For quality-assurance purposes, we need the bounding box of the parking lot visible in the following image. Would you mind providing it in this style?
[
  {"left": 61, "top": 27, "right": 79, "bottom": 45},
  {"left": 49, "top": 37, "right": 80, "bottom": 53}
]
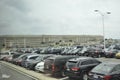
[{"left": 1, "top": 57, "right": 120, "bottom": 80}]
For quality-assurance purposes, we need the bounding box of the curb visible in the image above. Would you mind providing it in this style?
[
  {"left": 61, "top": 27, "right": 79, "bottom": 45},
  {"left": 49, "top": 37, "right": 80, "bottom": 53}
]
[
  {"left": 1, "top": 61, "right": 58, "bottom": 80},
  {"left": 1, "top": 61, "right": 39, "bottom": 80}
]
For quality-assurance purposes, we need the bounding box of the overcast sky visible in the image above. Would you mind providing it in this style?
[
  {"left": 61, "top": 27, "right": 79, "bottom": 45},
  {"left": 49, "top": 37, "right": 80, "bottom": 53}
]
[{"left": 0, "top": 0, "right": 120, "bottom": 39}]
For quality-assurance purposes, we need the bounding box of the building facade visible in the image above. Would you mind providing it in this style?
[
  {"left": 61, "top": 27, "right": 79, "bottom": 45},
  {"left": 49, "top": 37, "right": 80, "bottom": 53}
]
[{"left": 0, "top": 35, "right": 103, "bottom": 48}]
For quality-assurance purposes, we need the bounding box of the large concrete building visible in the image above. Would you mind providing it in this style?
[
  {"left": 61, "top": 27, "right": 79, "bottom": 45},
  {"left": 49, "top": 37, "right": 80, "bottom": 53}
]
[{"left": 0, "top": 35, "right": 103, "bottom": 48}]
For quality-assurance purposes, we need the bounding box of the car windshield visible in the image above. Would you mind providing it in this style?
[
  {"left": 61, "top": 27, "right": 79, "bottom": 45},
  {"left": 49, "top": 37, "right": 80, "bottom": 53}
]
[
  {"left": 91, "top": 63, "right": 115, "bottom": 74},
  {"left": 35, "top": 56, "right": 43, "bottom": 61},
  {"left": 72, "top": 48, "right": 82, "bottom": 53}
]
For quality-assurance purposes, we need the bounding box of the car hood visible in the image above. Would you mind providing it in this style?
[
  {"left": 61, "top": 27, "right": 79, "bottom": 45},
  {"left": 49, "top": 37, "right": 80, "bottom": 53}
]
[{"left": 36, "top": 61, "right": 44, "bottom": 66}]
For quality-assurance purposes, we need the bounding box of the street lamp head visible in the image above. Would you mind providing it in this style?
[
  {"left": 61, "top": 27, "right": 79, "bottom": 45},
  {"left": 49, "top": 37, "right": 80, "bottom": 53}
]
[
  {"left": 107, "top": 12, "right": 111, "bottom": 14},
  {"left": 94, "top": 10, "right": 99, "bottom": 12}
]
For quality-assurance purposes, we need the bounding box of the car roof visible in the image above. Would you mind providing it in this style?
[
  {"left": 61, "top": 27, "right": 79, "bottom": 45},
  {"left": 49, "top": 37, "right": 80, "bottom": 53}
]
[
  {"left": 27, "top": 54, "right": 40, "bottom": 57},
  {"left": 47, "top": 55, "right": 78, "bottom": 60},
  {"left": 68, "top": 57, "right": 94, "bottom": 62}
]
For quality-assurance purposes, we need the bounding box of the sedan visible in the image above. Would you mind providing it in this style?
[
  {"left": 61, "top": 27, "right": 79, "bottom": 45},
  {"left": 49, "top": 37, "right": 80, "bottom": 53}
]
[
  {"left": 35, "top": 61, "right": 44, "bottom": 72},
  {"left": 88, "top": 62, "right": 120, "bottom": 80}
]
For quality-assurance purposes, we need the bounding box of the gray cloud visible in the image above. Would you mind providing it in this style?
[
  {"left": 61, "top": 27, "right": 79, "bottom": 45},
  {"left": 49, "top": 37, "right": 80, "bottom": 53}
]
[{"left": 0, "top": 0, "right": 120, "bottom": 39}]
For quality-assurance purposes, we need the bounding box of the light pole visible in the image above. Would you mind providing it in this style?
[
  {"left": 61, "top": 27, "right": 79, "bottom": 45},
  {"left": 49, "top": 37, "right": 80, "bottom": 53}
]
[{"left": 94, "top": 10, "right": 111, "bottom": 52}]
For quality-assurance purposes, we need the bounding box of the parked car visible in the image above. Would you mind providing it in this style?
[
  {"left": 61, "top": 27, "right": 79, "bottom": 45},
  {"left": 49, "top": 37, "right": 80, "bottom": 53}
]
[
  {"left": 88, "top": 62, "right": 120, "bottom": 80},
  {"left": 11, "top": 53, "right": 23, "bottom": 63},
  {"left": 61, "top": 48, "right": 70, "bottom": 55},
  {"left": 0, "top": 51, "right": 15, "bottom": 60},
  {"left": 25, "top": 54, "right": 53, "bottom": 70},
  {"left": 64, "top": 57, "right": 101, "bottom": 80},
  {"left": 14, "top": 53, "right": 32, "bottom": 66},
  {"left": 44, "top": 55, "right": 78, "bottom": 77},
  {"left": 21, "top": 54, "right": 40, "bottom": 68},
  {"left": 105, "top": 45, "right": 120, "bottom": 58},
  {"left": 69, "top": 48, "right": 82, "bottom": 55},
  {"left": 105, "top": 49, "right": 119, "bottom": 58},
  {"left": 82, "top": 47, "right": 94, "bottom": 56},
  {"left": 85, "top": 47, "right": 104, "bottom": 58},
  {"left": 49, "top": 48, "right": 62, "bottom": 54},
  {"left": 77, "top": 47, "right": 88, "bottom": 56}
]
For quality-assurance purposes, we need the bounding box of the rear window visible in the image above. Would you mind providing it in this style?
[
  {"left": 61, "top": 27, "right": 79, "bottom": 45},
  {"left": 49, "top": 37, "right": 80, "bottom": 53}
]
[
  {"left": 92, "top": 59, "right": 101, "bottom": 63},
  {"left": 35, "top": 56, "right": 43, "bottom": 61},
  {"left": 29, "top": 56, "right": 38, "bottom": 60},
  {"left": 54, "top": 56, "right": 77, "bottom": 64},
  {"left": 81, "top": 60, "right": 93, "bottom": 65},
  {"left": 91, "top": 63, "right": 115, "bottom": 74},
  {"left": 45, "top": 59, "right": 54, "bottom": 64},
  {"left": 66, "top": 61, "right": 77, "bottom": 68},
  {"left": 12, "top": 54, "right": 22, "bottom": 58}
]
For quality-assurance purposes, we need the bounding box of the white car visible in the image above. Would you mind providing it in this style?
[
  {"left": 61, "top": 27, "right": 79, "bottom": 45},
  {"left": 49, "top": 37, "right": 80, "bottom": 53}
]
[{"left": 35, "top": 61, "right": 44, "bottom": 72}]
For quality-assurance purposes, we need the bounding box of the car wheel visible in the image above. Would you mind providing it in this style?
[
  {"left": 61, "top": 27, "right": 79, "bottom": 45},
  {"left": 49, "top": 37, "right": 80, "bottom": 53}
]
[
  {"left": 83, "top": 73, "right": 88, "bottom": 80},
  {"left": 69, "top": 77, "right": 74, "bottom": 80}
]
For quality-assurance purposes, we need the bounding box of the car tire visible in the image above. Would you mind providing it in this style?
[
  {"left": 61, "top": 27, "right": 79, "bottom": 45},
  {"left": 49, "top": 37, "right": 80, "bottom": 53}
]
[
  {"left": 69, "top": 77, "right": 74, "bottom": 80},
  {"left": 82, "top": 73, "right": 88, "bottom": 80}
]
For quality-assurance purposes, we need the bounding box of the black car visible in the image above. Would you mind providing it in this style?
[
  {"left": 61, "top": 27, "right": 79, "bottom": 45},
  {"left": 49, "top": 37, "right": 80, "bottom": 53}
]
[
  {"left": 88, "top": 62, "right": 120, "bottom": 80},
  {"left": 44, "top": 55, "right": 78, "bottom": 77},
  {"left": 64, "top": 57, "right": 101, "bottom": 80},
  {"left": 90, "top": 48, "right": 104, "bottom": 58}
]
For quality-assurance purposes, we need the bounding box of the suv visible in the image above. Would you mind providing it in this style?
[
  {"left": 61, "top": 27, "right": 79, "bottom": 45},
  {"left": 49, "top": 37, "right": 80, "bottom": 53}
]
[
  {"left": 64, "top": 57, "right": 101, "bottom": 80},
  {"left": 44, "top": 55, "right": 78, "bottom": 77}
]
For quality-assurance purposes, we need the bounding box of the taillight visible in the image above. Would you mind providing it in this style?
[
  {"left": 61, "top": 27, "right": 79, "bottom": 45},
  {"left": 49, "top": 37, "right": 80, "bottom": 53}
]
[
  {"left": 95, "top": 50, "right": 98, "bottom": 53},
  {"left": 71, "top": 67, "right": 80, "bottom": 71},
  {"left": 52, "top": 64, "right": 55, "bottom": 71},
  {"left": 104, "top": 75, "right": 112, "bottom": 80}
]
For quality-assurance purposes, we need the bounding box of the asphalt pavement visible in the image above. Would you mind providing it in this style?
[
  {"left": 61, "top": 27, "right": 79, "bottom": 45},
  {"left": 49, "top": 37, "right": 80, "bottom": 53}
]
[
  {"left": 0, "top": 61, "right": 58, "bottom": 80},
  {"left": 0, "top": 62, "right": 37, "bottom": 80}
]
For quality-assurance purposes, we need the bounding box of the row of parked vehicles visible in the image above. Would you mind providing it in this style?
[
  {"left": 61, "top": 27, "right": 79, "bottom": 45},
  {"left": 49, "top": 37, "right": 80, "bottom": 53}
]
[
  {"left": 1, "top": 50, "right": 120, "bottom": 80},
  {"left": 39, "top": 44, "right": 120, "bottom": 58},
  {"left": 3, "top": 44, "right": 119, "bottom": 59},
  {"left": 12, "top": 44, "right": 120, "bottom": 58}
]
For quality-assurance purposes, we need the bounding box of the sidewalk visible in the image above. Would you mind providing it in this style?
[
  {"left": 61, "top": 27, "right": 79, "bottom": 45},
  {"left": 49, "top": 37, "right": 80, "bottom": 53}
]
[{"left": 1, "top": 61, "right": 58, "bottom": 80}]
